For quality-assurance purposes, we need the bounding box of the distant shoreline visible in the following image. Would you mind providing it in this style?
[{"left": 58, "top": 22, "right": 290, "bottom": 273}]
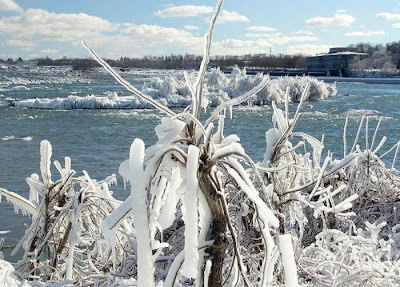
[{"left": 316, "top": 76, "right": 400, "bottom": 84}]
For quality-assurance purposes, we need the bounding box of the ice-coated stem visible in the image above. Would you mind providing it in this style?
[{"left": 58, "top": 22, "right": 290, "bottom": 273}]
[
  {"left": 278, "top": 234, "right": 299, "bottom": 287},
  {"left": 370, "top": 116, "right": 382, "bottom": 150},
  {"left": 392, "top": 141, "right": 400, "bottom": 169},
  {"left": 343, "top": 117, "right": 348, "bottom": 157},
  {"left": 82, "top": 41, "right": 175, "bottom": 118},
  {"left": 129, "top": 139, "right": 155, "bottom": 287},
  {"left": 193, "top": 0, "right": 224, "bottom": 119},
  {"left": 40, "top": 140, "right": 52, "bottom": 186},
  {"left": 182, "top": 145, "right": 200, "bottom": 279},
  {"left": 351, "top": 115, "right": 364, "bottom": 153}
]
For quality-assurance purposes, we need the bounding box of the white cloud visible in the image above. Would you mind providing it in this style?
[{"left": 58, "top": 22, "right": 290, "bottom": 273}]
[
  {"left": 344, "top": 30, "right": 385, "bottom": 37},
  {"left": 0, "top": 6, "right": 211, "bottom": 58},
  {"left": 245, "top": 32, "right": 318, "bottom": 44},
  {"left": 286, "top": 44, "right": 332, "bottom": 55},
  {"left": 184, "top": 25, "right": 200, "bottom": 30},
  {"left": 245, "top": 32, "right": 283, "bottom": 38},
  {"left": 212, "top": 39, "right": 271, "bottom": 55},
  {"left": 336, "top": 9, "right": 347, "bottom": 14},
  {"left": 6, "top": 39, "right": 35, "bottom": 48},
  {"left": 120, "top": 24, "right": 194, "bottom": 43},
  {"left": 41, "top": 48, "right": 58, "bottom": 54},
  {"left": 306, "top": 12, "right": 355, "bottom": 27},
  {"left": 247, "top": 26, "right": 276, "bottom": 32},
  {"left": 155, "top": 5, "right": 213, "bottom": 18},
  {"left": 88, "top": 24, "right": 204, "bottom": 58},
  {"left": 0, "top": 0, "right": 22, "bottom": 13},
  {"left": 376, "top": 12, "right": 400, "bottom": 21},
  {"left": 393, "top": 23, "right": 400, "bottom": 28},
  {"left": 217, "top": 10, "right": 249, "bottom": 23},
  {"left": 295, "top": 30, "right": 314, "bottom": 36},
  {"left": 0, "top": 8, "right": 117, "bottom": 44}
]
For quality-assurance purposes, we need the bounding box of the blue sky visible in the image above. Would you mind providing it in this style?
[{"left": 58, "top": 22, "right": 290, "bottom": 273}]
[{"left": 1, "top": 0, "right": 400, "bottom": 59}]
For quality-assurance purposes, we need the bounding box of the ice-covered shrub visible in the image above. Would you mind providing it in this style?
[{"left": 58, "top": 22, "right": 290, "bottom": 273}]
[
  {"left": 0, "top": 141, "right": 119, "bottom": 285},
  {"left": 1, "top": 0, "right": 399, "bottom": 286},
  {"left": 300, "top": 223, "right": 400, "bottom": 286}
]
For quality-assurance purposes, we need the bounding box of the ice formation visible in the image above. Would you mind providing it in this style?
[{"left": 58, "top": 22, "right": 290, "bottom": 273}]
[{"left": 9, "top": 67, "right": 336, "bottom": 110}]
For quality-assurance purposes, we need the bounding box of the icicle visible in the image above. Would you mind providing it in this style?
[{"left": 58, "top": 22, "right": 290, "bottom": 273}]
[
  {"left": 182, "top": 145, "right": 200, "bottom": 279},
  {"left": 158, "top": 166, "right": 184, "bottom": 230},
  {"left": 212, "top": 115, "right": 225, "bottom": 144},
  {"left": 0, "top": 188, "right": 36, "bottom": 216}
]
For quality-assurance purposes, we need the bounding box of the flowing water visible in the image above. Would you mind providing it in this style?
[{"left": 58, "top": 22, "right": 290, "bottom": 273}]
[{"left": 1, "top": 66, "right": 399, "bottom": 261}]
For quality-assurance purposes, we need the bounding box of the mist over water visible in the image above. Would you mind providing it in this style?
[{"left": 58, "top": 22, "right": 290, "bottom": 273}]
[{"left": 0, "top": 67, "right": 399, "bottom": 261}]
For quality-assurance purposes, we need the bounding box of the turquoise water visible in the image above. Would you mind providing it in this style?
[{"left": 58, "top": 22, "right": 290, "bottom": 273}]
[{"left": 0, "top": 67, "right": 399, "bottom": 261}]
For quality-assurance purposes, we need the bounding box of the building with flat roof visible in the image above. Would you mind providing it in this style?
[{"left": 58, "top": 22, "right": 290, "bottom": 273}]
[{"left": 307, "top": 48, "right": 368, "bottom": 76}]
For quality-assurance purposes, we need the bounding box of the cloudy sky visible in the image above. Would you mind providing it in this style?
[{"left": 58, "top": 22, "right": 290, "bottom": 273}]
[{"left": 1, "top": 0, "right": 400, "bottom": 60}]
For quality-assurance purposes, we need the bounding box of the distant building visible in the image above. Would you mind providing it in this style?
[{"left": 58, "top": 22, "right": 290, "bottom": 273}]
[{"left": 307, "top": 47, "right": 368, "bottom": 76}]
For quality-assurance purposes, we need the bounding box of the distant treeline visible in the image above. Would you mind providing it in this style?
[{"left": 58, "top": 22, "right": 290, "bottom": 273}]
[
  {"left": 348, "top": 41, "right": 400, "bottom": 69},
  {"left": 2, "top": 41, "right": 399, "bottom": 70},
  {"left": 0, "top": 54, "right": 306, "bottom": 70},
  {"left": 105, "top": 53, "right": 308, "bottom": 70},
  {"left": 29, "top": 54, "right": 307, "bottom": 70}
]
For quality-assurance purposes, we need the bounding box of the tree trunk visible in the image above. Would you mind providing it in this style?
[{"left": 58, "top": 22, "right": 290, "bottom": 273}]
[{"left": 199, "top": 171, "right": 228, "bottom": 287}]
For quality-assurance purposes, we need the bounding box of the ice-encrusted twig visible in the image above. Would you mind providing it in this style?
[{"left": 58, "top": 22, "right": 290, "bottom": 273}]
[
  {"left": 373, "top": 136, "right": 387, "bottom": 154},
  {"left": 40, "top": 140, "right": 52, "bottom": 186},
  {"left": 82, "top": 41, "right": 175, "bottom": 117},
  {"left": 343, "top": 117, "right": 348, "bottom": 157},
  {"left": 192, "top": 0, "right": 224, "bottom": 119},
  {"left": 279, "top": 234, "right": 299, "bottom": 287},
  {"left": 351, "top": 115, "right": 364, "bottom": 153},
  {"left": 182, "top": 146, "right": 200, "bottom": 279},
  {"left": 393, "top": 141, "right": 400, "bottom": 169},
  {"left": 0, "top": 188, "right": 36, "bottom": 216},
  {"left": 284, "top": 87, "right": 290, "bottom": 125},
  {"left": 205, "top": 76, "right": 269, "bottom": 128},
  {"left": 365, "top": 117, "right": 369, "bottom": 149},
  {"left": 129, "top": 139, "right": 154, "bottom": 287},
  {"left": 370, "top": 116, "right": 382, "bottom": 150}
]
